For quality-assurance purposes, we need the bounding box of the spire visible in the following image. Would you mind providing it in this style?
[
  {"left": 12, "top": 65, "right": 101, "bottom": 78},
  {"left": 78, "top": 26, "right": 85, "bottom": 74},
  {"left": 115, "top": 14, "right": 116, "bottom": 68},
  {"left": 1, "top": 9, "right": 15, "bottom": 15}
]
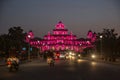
[
  {"left": 55, "top": 21, "right": 65, "bottom": 29},
  {"left": 58, "top": 21, "right": 62, "bottom": 23}
]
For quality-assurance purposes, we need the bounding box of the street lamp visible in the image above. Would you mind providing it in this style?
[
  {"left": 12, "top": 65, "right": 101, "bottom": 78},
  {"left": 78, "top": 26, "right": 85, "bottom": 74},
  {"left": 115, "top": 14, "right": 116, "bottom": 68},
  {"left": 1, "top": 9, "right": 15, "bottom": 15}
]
[
  {"left": 28, "top": 35, "right": 31, "bottom": 61},
  {"left": 37, "top": 41, "right": 40, "bottom": 59},
  {"left": 100, "top": 35, "right": 103, "bottom": 58}
]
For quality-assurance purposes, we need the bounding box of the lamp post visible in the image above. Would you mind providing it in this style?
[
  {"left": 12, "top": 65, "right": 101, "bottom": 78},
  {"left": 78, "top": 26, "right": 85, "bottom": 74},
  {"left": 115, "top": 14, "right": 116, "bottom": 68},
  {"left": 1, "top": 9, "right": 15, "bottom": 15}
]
[
  {"left": 28, "top": 35, "right": 31, "bottom": 61},
  {"left": 37, "top": 41, "right": 40, "bottom": 59},
  {"left": 100, "top": 35, "right": 103, "bottom": 58}
]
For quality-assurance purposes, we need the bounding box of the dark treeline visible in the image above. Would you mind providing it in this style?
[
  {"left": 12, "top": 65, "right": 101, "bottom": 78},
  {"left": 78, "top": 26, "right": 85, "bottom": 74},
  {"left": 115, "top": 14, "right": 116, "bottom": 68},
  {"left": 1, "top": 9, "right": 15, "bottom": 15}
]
[
  {"left": 0, "top": 27, "right": 26, "bottom": 57},
  {"left": 0, "top": 26, "right": 39, "bottom": 59},
  {"left": 95, "top": 28, "right": 120, "bottom": 61}
]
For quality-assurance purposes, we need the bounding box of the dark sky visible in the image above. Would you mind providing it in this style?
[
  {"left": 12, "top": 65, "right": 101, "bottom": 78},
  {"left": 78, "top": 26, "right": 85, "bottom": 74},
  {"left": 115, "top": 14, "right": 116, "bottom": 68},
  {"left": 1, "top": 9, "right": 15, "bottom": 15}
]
[{"left": 0, "top": 0, "right": 120, "bottom": 38}]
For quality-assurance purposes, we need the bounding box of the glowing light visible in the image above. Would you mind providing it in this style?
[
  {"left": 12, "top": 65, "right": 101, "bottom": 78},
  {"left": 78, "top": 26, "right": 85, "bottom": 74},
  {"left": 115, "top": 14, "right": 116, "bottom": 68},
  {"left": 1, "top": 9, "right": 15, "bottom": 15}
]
[
  {"left": 91, "top": 54, "right": 96, "bottom": 59},
  {"left": 28, "top": 35, "right": 31, "bottom": 38},
  {"left": 69, "top": 52, "right": 72, "bottom": 55},
  {"left": 60, "top": 54, "right": 65, "bottom": 58},
  {"left": 25, "top": 21, "right": 95, "bottom": 52},
  {"left": 91, "top": 62, "right": 97, "bottom": 66},
  {"left": 78, "top": 54, "right": 81, "bottom": 57},
  {"left": 71, "top": 56, "right": 75, "bottom": 60},
  {"left": 69, "top": 55, "right": 71, "bottom": 57},
  {"left": 77, "top": 59, "right": 82, "bottom": 63},
  {"left": 100, "top": 35, "right": 103, "bottom": 38}
]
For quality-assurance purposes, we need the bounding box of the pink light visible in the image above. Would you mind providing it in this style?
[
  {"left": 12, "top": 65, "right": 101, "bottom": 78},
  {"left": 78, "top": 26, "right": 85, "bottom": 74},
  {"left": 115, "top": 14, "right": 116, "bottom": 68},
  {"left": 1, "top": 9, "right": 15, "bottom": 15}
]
[
  {"left": 27, "top": 21, "right": 94, "bottom": 53},
  {"left": 87, "top": 31, "right": 93, "bottom": 39},
  {"left": 55, "top": 21, "right": 65, "bottom": 29},
  {"left": 86, "top": 41, "right": 91, "bottom": 45}
]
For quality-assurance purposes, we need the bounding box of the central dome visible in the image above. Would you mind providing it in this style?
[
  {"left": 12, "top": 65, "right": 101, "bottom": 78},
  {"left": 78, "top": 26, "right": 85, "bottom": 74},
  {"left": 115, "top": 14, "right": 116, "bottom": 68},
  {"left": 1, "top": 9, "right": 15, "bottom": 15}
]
[{"left": 55, "top": 21, "right": 65, "bottom": 29}]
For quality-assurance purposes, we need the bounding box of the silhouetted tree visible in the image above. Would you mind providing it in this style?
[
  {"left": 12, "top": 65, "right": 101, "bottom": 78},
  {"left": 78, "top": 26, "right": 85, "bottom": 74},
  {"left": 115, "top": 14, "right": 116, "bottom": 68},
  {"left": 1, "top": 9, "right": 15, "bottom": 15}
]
[
  {"left": 0, "top": 34, "right": 10, "bottom": 56},
  {"left": 0, "top": 26, "right": 26, "bottom": 57},
  {"left": 96, "top": 28, "right": 118, "bottom": 61}
]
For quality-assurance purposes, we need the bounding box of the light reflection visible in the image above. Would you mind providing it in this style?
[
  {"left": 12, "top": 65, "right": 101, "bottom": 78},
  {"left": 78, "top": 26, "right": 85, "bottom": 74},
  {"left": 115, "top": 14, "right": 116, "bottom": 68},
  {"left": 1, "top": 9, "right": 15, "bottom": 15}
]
[
  {"left": 77, "top": 59, "right": 83, "bottom": 63},
  {"left": 91, "top": 54, "right": 96, "bottom": 59},
  {"left": 91, "top": 61, "right": 97, "bottom": 66}
]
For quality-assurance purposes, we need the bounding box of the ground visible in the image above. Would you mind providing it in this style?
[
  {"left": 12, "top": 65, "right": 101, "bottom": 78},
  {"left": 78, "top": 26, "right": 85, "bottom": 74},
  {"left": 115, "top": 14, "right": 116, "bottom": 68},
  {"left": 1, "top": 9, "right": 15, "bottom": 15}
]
[{"left": 0, "top": 59, "right": 120, "bottom": 80}]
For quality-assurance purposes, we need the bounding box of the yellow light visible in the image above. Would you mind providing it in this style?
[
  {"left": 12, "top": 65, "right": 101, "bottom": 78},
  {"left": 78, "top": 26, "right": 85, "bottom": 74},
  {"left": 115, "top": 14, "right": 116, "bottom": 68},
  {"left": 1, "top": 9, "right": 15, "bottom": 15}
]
[
  {"left": 69, "top": 55, "right": 72, "bottom": 58},
  {"left": 78, "top": 54, "right": 80, "bottom": 57},
  {"left": 71, "top": 56, "right": 75, "bottom": 60},
  {"left": 91, "top": 62, "right": 97, "bottom": 66},
  {"left": 77, "top": 59, "right": 81, "bottom": 62},
  {"left": 91, "top": 54, "right": 96, "bottom": 58},
  {"left": 69, "top": 52, "right": 72, "bottom": 55}
]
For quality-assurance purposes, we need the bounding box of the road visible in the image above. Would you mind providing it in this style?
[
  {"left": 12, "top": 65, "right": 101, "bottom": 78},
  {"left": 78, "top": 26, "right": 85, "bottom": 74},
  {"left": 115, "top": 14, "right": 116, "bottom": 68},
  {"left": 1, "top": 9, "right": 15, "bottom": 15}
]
[{"left": 0, "top": 59, "right": 120, "bottom": 80}]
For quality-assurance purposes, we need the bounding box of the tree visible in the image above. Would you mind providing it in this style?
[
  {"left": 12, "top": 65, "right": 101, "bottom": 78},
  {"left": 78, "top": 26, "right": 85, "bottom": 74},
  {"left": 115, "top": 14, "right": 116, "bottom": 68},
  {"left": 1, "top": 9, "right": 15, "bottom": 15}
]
[
  {"left": 96, "top": 28, "right": 118, "bottom": 61},
  {"left": 0, "top": 34, "right": 10, "bottom": 56},
  {"left": 115, "top": 36, "right": 120, "bottom": 57},
  {"left": 0, "top": 26, "right": 27, "bottom": 57},
  {"left": 8, "top": 26, "right": 27, "bottom": 56}
]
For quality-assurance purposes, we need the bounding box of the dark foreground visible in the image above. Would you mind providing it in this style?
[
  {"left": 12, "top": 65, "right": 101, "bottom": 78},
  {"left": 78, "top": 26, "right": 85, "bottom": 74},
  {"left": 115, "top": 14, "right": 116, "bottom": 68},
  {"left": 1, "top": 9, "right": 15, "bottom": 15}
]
[{"left": 0, "top": 59, "right": 120, "bottom": 80}]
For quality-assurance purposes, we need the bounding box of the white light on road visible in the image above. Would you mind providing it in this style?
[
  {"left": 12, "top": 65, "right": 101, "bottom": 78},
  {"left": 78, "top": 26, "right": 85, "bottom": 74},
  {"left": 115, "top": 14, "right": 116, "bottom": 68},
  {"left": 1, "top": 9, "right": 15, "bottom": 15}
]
[{"left": 91, "top": 62, "right": 97, "bottom": 66}]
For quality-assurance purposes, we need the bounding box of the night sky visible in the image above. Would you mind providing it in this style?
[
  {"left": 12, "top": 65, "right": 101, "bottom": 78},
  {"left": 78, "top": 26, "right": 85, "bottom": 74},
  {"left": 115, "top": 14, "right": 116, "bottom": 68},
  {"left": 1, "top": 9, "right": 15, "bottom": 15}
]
[{"left": 0, "top": 0, "right": 120, "bottom": 38}]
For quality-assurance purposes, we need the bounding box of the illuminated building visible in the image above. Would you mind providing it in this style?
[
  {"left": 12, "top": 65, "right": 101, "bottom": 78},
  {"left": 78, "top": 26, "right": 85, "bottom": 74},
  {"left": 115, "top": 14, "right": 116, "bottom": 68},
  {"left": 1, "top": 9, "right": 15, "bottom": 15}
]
[{"left": 26, "top": 21, "right": 96, "bottom": 52}]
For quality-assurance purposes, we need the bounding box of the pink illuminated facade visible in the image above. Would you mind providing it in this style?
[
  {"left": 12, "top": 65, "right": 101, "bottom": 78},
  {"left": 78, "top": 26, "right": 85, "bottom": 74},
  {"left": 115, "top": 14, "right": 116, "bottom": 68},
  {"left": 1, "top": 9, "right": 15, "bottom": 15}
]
[{"left": 26, "top": 21, "right": 96, "bottom": 52}]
